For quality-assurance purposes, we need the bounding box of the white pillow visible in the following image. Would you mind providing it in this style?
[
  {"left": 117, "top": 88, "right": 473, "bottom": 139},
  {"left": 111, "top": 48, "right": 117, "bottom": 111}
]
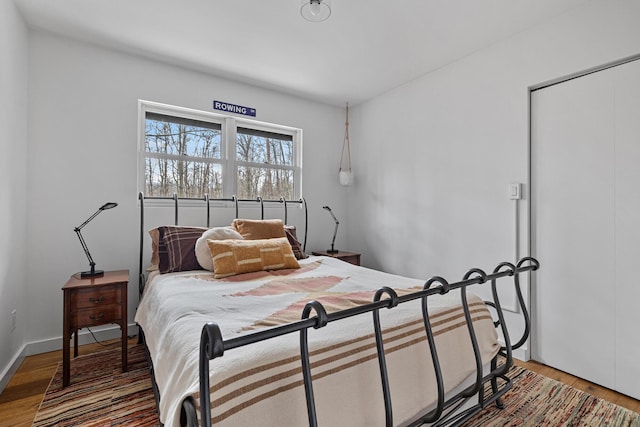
[{"left": 195, "top": 227, "right": 244, "bottom": 271}]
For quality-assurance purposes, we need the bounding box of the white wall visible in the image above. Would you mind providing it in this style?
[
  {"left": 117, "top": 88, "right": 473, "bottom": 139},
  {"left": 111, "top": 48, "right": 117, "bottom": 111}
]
[
  {"left": 24, "top": 32, "right": 347, "bottom": 353},
  {"left": 349, "top": 0, "right": 640, "bottom": 358},
  {"left": 0, "top": 0, "right": 29, "bottom": 391}
]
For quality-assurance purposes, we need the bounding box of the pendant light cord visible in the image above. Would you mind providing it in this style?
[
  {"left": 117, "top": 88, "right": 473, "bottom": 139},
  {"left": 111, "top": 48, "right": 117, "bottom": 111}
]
[{"left": 339, "top": 102, "right": 351, "bottom": 172}]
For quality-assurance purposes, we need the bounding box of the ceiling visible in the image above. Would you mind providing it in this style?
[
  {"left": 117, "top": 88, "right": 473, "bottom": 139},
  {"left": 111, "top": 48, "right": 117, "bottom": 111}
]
[{"left": 15, "top": 0, "right": 590, "bottom": 106}]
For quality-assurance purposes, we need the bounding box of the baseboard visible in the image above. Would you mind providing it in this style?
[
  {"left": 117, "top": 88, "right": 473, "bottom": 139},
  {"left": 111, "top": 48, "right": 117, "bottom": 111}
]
[
  {"left": 26, "top": 323, "right": 139, "bottom": 356},
  {"left": 513, "top": 347, "right": 528, "bottom": 361},
  {"left": 0, "top": 344, "right": 27, "bottom": 395}
]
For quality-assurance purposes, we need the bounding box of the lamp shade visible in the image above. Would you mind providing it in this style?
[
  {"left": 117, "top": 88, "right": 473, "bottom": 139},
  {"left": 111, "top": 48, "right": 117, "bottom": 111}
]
[{"left": 301, "top": 0, "right": 331, "bottom": 22}]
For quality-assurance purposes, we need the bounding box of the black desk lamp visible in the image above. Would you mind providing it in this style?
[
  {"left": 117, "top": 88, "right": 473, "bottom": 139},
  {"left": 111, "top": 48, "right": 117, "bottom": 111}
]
[
  {"left": 323, "top": 205, "right": 340, "bottom": 253},
  {"left": 74, "top": 202, "right": 118, "bottom": 278}
]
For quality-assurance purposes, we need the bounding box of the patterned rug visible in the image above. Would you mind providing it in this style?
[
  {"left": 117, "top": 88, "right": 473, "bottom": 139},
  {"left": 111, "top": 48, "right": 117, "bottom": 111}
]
[
  {"left": 465, "top": 366, "right": 640, "bottom": 427},
  {"left": 32, "top": 344, "right": 158, "bottom": 426},
  {"left": 33, "top": 347, "right": 640, "bottom": 426}
]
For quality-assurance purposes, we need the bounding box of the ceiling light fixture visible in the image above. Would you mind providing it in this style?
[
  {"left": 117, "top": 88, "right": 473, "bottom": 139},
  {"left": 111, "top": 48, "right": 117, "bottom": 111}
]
[{"left": 300, "top": 0, "right": 331, "bottom": 22}]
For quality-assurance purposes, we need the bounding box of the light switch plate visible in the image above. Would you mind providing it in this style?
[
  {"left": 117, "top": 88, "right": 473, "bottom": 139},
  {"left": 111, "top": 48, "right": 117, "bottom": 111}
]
[{"left": 509, "top": 183, "right": 522, "bottom": 200}]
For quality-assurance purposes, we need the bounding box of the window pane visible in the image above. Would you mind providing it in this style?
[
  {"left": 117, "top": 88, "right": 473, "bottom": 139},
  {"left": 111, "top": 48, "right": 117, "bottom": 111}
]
[
  {"left": 145, "top": 157, "right": 223, "bottom": 198},
  {"left": 236, "top": 129, "right": 293, "bottom": 166},
  {"left": 146, "top": 113, "right": 221, "bottom": 159},
  {"left": 237, "top": 166, "right": 294, "bottom": 200}
]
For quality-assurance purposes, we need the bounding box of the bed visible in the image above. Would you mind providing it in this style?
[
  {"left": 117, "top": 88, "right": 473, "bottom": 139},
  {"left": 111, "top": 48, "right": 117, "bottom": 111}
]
[{"left": 134, "top": 193, "right": 539, "bottom": 427}]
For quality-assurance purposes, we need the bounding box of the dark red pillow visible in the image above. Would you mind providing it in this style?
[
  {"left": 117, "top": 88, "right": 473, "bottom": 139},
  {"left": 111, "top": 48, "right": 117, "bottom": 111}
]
[
  {"left": 158, "top": 226, "right": 207, "bottom": 273},
  {"left": 284, "top": 225, "right": 308, "bottom": 260}
]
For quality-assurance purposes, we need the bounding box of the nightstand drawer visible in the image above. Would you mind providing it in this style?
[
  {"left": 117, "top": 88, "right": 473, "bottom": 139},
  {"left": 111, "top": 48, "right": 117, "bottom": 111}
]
[
  {"left": 71, "top": 286, "right": 121, "bottom": 309},
  {"left": 73, "top": 305, "right": 121, "bottom": 327}
]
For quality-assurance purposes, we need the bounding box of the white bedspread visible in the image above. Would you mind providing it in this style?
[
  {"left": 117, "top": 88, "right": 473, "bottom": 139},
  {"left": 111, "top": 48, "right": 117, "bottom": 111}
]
[{"left": 135, "top": 256, "right": 499, "bottom": 427}]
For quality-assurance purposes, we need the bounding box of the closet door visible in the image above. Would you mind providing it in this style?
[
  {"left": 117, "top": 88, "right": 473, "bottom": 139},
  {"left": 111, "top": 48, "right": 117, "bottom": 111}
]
[
  {"left": 613, "top": 59, "right": 640, "bottom": 399},
  {"left": 531, "top": 70, "right": 616, "bottom": 389},
  {"left": 532, "top": 58, "right": 640, "bottom": 398}
]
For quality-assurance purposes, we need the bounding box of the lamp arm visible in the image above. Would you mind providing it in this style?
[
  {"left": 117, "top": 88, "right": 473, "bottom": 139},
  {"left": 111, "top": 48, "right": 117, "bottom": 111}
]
[
  {"left": 75, "top": 227, "right": 96, "bottom": 272},
  {"left": 330, "top": 221, "right": 339, "bottom": 252},
  {"left": 327, "top": 209, "right": 339, "bottom": 224},
  {"left": 75, "top": 208, "right": 103, "bottom": 231},
  {"left": 74, "top": 208, "right": 104, "bottom": 274},
  {"left": 322, "top": 206, "right": 340, "bottom": 253}
]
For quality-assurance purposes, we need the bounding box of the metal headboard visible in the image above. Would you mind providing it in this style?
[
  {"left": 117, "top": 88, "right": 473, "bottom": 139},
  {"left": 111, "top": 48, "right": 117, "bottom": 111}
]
[{"left": 137, "top": 191, "right": 308, "bottom": 297}]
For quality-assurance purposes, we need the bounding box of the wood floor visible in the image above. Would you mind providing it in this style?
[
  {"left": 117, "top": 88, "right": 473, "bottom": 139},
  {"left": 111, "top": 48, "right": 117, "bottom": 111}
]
[
  {"left": 0, "top": 337, "right": 138, "bottom": 427},
  {"left": 0, "top": 339, "right": 639, "bottom": 426}
]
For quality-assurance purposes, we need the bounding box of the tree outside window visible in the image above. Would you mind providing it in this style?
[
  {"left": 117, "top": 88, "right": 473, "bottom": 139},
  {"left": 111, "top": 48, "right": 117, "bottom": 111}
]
[
  {"left": 145, "top": 113, "right": 223, "bottom": 198},
  {"left": 236, "top": 127, "right": 295, "bottom": 200}
]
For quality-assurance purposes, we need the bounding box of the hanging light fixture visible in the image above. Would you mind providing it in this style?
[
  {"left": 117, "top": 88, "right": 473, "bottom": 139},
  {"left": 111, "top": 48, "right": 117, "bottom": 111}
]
[
  {"left": 339, "top": 102, "right": 353, "bottom": 187},
  {"left": 300, "top": 0, "right": 331, "bottom": 22}
]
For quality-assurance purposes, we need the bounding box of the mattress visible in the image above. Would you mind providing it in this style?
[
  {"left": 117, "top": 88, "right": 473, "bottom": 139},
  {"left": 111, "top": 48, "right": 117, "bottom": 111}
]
[{"left": 135, "top": 256, "right": 500, "bottom": 426}]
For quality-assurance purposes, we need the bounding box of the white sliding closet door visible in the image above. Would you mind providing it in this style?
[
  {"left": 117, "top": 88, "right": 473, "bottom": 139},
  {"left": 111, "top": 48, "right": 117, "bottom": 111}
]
[
  {"left": 531, "top": 70, "right": 616, "bottom": 389},
  {"left": 531, "top": 59, "right": 640, "bottom": 399},
  {"left": 612, "top": 61, "right": 640, "bottom": 399}
]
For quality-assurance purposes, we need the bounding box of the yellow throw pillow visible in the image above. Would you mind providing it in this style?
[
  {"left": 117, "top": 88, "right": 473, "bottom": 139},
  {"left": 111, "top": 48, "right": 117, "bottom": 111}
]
[
  {"left": 208, "top": 237, "right": 300, "bottom": 278},
  {"left": 231, "top": 219, "right": 287, "bottom": 240}
]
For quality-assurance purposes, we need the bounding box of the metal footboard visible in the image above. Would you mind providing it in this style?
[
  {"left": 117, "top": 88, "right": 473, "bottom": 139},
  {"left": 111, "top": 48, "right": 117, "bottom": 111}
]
[{"left": 187, "top": 257, "right": 539, "bottom": 427}]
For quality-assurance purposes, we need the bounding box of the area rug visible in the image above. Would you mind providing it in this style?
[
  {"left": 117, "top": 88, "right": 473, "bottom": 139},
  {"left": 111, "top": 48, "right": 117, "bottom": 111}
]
[
  {"left": 33, "top": 347, "right": 640, "bottom": 427},
  {"left": 466, "top": 366, "right": 640, "bottom": 426},
  {"left": 32, "top": 344, "right": 158, "bottom": 426}
]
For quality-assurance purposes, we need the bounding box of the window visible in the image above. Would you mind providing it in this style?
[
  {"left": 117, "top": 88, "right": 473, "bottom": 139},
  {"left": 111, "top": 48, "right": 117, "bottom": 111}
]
[
  {"left": 139, "top": 101, "right": 302, "bottom": 200},
  {"left": 144, "top": 113, "right": 223, "bottom": 198},
  {"left": 236, "top": 127, "right": 295, "bottom": 200}
]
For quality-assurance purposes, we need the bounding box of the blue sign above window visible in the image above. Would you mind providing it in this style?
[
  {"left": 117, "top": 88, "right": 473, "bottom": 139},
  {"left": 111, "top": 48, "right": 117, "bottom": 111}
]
[{"left": 213, "top": 100, "right": 256, "bottom": 117}]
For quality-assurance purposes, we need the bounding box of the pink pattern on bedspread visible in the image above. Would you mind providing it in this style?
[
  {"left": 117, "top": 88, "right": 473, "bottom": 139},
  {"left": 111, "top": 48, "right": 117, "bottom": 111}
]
[
  {"left": 244, "top": 287, "right": 422, "bottom": 331},
  {"left": 230, "top": 275, "right": 345, "bottom": 297}
]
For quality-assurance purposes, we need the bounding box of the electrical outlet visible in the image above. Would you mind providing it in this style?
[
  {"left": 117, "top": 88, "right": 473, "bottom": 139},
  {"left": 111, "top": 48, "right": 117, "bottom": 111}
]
[{"left": 11, "top": 310, "right": 16, "bottom": 332}]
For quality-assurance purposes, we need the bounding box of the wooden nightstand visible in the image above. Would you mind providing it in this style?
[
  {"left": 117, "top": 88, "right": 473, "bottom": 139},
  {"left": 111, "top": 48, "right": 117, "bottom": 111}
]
[
  {"left": 62, "top": 270, "right": 129, "bottom": 387},
  {"left": 312, "top": 250, "right": 361, "bottom": 266}
]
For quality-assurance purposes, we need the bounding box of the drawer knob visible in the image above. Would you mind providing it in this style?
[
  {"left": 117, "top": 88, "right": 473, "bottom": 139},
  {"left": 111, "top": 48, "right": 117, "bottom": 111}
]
[
  {"left": 89, "top": 296, "right": 104, "bottom": 304},
  {"left": 89, "top": 312, "right": 105, "bottom": 320}
]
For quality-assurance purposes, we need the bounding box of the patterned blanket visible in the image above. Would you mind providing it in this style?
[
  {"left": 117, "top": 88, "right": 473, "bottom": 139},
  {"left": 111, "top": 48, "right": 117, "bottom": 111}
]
[{"left": 135, "top": 256, "right": 499, "bottom": 426}]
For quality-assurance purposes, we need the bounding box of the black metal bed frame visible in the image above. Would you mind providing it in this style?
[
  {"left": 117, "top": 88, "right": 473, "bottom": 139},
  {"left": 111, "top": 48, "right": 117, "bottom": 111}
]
[
  {"left": 137, "top": 192, "right": 308, "bottom": 298},
  {"left": 137, "top": 192, "right": 539, "bottom": 427}
]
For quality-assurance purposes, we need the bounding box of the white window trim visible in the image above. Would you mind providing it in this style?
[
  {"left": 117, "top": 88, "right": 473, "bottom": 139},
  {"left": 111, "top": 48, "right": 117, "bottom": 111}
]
[{"left": 138, "top": 100, "right": 303, "bottom": 204}]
